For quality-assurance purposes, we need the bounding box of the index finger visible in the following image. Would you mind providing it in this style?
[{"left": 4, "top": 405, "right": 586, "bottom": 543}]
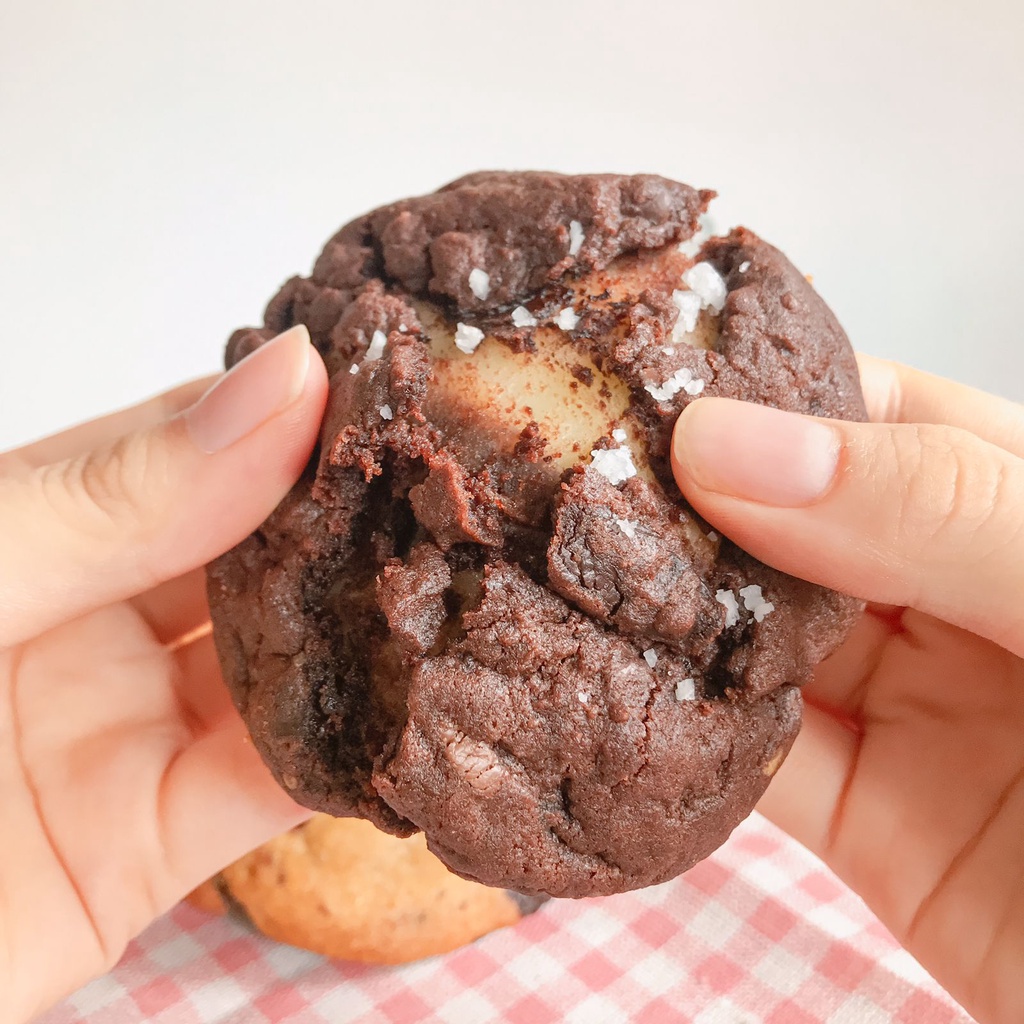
[
  {"left": 1, "top": 376, "right": 216, "bottom": 471},
  {"left": 856, "top": 353, "right": 1024, "bottom": 458}
]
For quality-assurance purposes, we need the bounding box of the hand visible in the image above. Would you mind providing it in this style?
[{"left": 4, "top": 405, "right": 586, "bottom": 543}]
[
  {"left": 0, "top": 326, "right": 328, "bottom": 1022},
  {"left": 671, "top": 356, "right": 1024, "bottom": 1024}
]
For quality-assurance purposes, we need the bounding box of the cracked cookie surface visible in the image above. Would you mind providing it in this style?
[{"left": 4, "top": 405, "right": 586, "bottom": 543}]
[{"left": 207, "top": 172, "right": 864, "bottom": 897}]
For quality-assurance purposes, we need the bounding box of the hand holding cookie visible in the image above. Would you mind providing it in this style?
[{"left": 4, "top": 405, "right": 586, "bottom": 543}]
[
  {"left": 0, "top": 327, "right": 326, "bottom": 1022},
  {"left": 673, "top": 359, "right": 1024, "bottom": 1024}
]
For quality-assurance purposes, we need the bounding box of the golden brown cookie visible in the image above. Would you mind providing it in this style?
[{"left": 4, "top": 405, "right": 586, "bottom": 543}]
[{"left": 188, "top": 814, "right": 542, "bottom": 963}]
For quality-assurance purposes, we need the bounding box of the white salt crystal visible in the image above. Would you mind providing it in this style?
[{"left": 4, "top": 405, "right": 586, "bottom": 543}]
[
  {"left": 707, "top": 531, "right": 719, "bottom": 543},
  {"left": 738, "top": 261, "right": 751, "bottom": 273},
  {"left": 469, "top": 268, "right": 490, "bottom": 301},
  {"left": 683, "top": 377, "right": 705, "bottom": 396},
  {"left": 716, "top": 589, "right": 740, "bottom": 627},
  {"left": 672, "top": 289, "right": 703, "bottom": 336},
  {"left": 577, "top": 691, "right": 590, "bottom": 704},
  {"left": 740, "top": 584, "right": 775, "bottom": 622},
  {"left": 675, "top": 678, "right": 697, "bottom": 702},
  {"left": 677, "top": 235, "right": 705, "bottom": 260},
  {"left": 612, "top": 428, "right": 627, "bottom": 442},
  {"left": 555, "top": 307, "right": 580, "bottom": 331},
  {"left": 662, "top": 347, "right": 676, "bottom": 356},
  {"left": 615, "top": 518, "right": 637, "bottom": 539},
  {"left": 569, "top": 219, "right": 585, "bottom": 256},
  {"left": 643, "top": 648, "right": 658, "bottom": 668},
  {"left": 682, "top": 262, "right": 728, "bottom": 313},
  {"left": 645, "top": 367, "right": 694, "bottom": 403},
  {"left": 398, "top": 322, "right": 408, "bottom": 332},
  {"left": 349, "top": 363, "right": 360, "bottom": 375},
  {"left": 454, "top": 322, "right": 485, "bottom": 355},
  {"left": 365, "top": 329, "right": 387, "bottom": 362},
  {"left": 589, "top": 446, "right": 637, "bottom": 485},
  {"left": 511, "top": 305, "right": 538, "bottom": 328},
  {"left": 379, "top": 404, "right": 394, "bottom": 421}
]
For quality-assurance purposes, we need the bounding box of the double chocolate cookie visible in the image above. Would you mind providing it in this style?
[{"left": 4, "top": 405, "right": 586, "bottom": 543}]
[{"left": 207, "top": 172, "right": 864, "bottom": 899}]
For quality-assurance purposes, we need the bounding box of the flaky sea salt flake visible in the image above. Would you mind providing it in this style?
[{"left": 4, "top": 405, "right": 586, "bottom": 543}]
[
  {"left": 615, "top": 518, "right": 637, "bottom": 539},
  {"left": 469, "top": 268, "right": 490, "bottom": 301},
  {"left": 589, "top": 446, "right": 637, "bottom": 485},
  {"left": 683, "top": 377, "right": 705, "bottom": 396},
  {"left": 739, "top": 261, "right": 751, "bottom": 273},
  {"left": 348, "top": 363, "right": 360, "bottom": 375},
  {"left": 569, "top": 219, "right": 585, "bottom": 256},
  {"left": 672, "top": 289, "right": 703, "bottom": 337},
  {"left": 716, "top": 589, "right": 740, "bottom": 627},
  {"left": 454, "top": 322, "right": 485, "bottom": 355},
  {"left": 555, "top": 307, "right": 580, "bottom": 331},
  {"left": 643, "top": 648, "right": 658, "bottom": 668},
  {"left": 675, "top": 678, "right": 696, "bottom": 702},
  {"left": 682, "top": 262, "right": 728, "bottom": 313},
  {"left": 577, "top": 691, "right": 590, "bottom": 704},
  {"left": 365, "top": 329, "right": 387, "bottom": 362},
  {"left": 511, "top": 305, "right": 538, "bottom": 328},
  {"left": 379, "top": 404, "right": 394, "bottom": 421},
  {"left": 612, "top": 428, "right": 627, "bottom": 442},
  {"left": 645, "top": 367, "right": 694, "bottom": 403},
  {"left": 740, "top": 584, "right": 775, "bottom": 622}
]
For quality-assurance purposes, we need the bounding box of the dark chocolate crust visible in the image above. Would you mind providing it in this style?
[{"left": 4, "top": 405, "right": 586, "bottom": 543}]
[{"left": 207, "top": 172, "right": 864, "bottom": 898}]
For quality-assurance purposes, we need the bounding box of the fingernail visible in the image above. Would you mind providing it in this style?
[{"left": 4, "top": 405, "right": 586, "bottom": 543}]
[
  {"left": 673, "top": 398, "right": 841, "bottom": 506},
  {"left": 185, "top": 326, "right": 311, "bottom": 454}
]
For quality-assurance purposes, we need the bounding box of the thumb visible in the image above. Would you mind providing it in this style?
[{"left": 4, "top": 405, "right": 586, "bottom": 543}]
[
  {"left": 671, "top": 398, "right": 1024, "bottom": 657},
  {"left": 0, "top": 326, "right": 328, "bottom": 648}
]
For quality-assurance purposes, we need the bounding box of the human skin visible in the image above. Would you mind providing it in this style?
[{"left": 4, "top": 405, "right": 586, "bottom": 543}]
[
  {"left": 672, "top": 354, "right": 1024, "bottom": 1024},
  {"left": 0, "top": 327, "right": 325, "bottom": 1021},
  {"left": 1, "top": 338, "right": 1020, "bottom": 1023}
]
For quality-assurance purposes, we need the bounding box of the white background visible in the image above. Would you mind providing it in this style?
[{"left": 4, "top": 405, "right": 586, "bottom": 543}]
[{"left": 2, "top": 0, "right": 1021, "bottom": 450}]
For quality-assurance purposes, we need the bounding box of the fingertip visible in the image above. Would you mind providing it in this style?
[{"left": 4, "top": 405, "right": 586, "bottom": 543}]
[{"left": 671, "top": 398, "right": 841, "bottom": 508}]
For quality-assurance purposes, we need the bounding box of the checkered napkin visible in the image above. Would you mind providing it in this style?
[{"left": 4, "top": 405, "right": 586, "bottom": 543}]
[{"left": 42, "top": 814, "right": 973, "bottom": 1024}]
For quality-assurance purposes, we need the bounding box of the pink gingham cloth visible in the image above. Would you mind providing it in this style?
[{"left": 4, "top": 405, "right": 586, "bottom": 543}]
[{"left": 42, "top": 814, "right": 973, "bottom": 1024}]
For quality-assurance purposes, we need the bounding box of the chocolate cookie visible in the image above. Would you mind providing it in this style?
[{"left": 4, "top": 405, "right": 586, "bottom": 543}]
[
  {"left": 208, "top": 172, "right": 865, "bottom": 899},
  {"left": 189, "top": 815, "right": 542, "bottom": 963}
]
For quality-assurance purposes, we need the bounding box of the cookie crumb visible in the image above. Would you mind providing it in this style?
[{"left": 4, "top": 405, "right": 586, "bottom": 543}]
[
  {"left": 643, "top": 648, "right": 658, "bottom": 668},
  {"left": 455, "top": 323, "right": 485, "bottom": 355},
  {"left": 682, "top": 262, "right": 728, "bottom": 313},
  {"left": 569, "top": 219, "right": 585, "bottom": 256},
  {"left": 589, "top": 446, "right": 637, "bottom": 485},
  {"left": 469, "top": 268, "right": 491, "bottom": 301},
  {"left": 716, "top": 589, "right": 740, "bottom": 627}
]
